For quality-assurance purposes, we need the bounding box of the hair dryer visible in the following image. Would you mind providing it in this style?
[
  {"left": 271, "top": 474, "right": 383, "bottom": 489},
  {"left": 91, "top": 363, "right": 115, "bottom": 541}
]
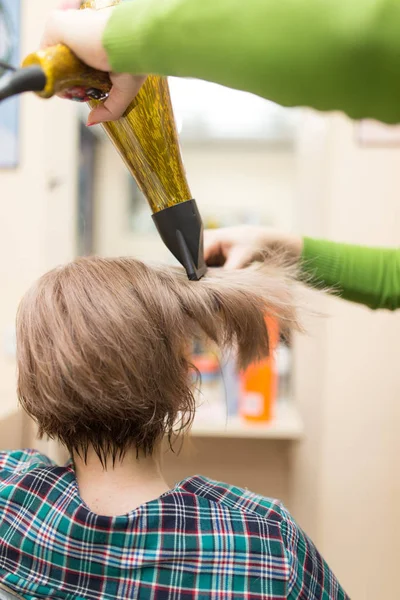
[{"left": 0, "top": 0, "right": 206, "bottom": 281}]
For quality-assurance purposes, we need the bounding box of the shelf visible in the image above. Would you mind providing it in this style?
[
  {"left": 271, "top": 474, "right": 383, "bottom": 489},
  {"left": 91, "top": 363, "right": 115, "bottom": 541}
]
[{"left": 190, "top": 402, "right": 303, "bottom": 440}]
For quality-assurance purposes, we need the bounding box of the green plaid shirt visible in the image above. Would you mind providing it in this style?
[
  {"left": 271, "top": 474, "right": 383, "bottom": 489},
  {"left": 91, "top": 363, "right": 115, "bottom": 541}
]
[{"left": 0, "top": 450, "right": 348, "bottom": 599}]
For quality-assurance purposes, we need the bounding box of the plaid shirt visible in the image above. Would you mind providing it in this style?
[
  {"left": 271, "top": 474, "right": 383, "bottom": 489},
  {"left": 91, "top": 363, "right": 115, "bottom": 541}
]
[{"left": 0, "top": 450, "right": 348, "bottom": 600}]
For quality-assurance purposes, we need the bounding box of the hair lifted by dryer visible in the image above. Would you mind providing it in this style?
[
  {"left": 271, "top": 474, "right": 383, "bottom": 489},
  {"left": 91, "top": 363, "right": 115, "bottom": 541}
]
[{"left": 16, "top": 256, "right": 300, "bottom": 464}]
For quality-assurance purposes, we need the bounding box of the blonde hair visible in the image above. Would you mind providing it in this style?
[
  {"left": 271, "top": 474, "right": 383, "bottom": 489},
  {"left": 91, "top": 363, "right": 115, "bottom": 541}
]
[{"left": 17, "top": 257, "right": 299, "bottom": 463}]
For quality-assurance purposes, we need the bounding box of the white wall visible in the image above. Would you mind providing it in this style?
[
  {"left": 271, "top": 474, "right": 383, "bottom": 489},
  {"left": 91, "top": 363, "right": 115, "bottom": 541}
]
[
  {"left": 94, "top": 141, "right": 296, "bottom": 258},
  {"left": 184, "top": 143, "right": 295, "bottom": 230},
  {"left": 293, "top": 112, "right": 400, "bottom": 599},
  {"left": 0, "top": 0, "right": 78, "bottom": 446}
]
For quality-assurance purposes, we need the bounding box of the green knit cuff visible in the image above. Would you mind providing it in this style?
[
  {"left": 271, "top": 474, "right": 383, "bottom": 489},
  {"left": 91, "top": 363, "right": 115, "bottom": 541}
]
[
  {"left": 300, "top": 237, "right": 342, "bottom": 290},
  {"left": 103, "top": 1, "right": 150, "bottom": 74}
]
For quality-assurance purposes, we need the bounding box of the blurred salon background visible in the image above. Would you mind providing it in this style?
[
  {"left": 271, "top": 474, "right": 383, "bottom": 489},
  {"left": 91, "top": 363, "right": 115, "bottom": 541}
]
[{"left": 1, "top": 1, "right": 400, "bottom": 598}]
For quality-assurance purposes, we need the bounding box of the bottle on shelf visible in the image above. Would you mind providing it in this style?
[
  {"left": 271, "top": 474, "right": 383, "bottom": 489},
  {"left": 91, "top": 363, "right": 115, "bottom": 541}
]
[
  {"left": 276, "top": 340, "right": 292, "bottom": 402},
  {"left": 239, "top": 316, "right": 279, "bottom": 424},
  {"left": 191, "top": 343, "right": 225, "bottom": 423},
  {"left": 221, "top": 351, "right": 240, "bottom": 418}
]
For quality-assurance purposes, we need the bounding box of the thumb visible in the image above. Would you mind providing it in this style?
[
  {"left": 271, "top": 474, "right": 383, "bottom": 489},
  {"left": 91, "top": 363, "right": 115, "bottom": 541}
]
[
  {"left": 224, "top": 246, "right": 253, "bottom": 270},
  {"left": 87, "top": 74, "right": 146, "bottom": 124}
]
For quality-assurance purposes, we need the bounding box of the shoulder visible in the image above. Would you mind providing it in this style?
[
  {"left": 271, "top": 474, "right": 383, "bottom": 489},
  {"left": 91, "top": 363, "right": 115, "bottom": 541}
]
[
  {"left": 177, "top": 477, "right": 348, "bottom": 598},
  {"left": 0, "top": 449, "right": 76, "bottom": 511},
  {"left": 178, "top": 475, "right": 288, "bottom": 523},
  {"left": 0, "top": 449, "right": 56, "bottom": 476}
]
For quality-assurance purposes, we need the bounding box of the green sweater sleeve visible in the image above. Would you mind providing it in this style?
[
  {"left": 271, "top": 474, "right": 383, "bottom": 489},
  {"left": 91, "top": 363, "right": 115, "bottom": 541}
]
[
  {"left": 104, "top": 0, "right": 400, "bottom": 124},
  {"left": 302, "top": 238, "right": 400, "bottom": 310}
]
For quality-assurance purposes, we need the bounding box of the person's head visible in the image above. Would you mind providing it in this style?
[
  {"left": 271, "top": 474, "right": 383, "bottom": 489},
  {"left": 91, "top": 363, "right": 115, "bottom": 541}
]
[{"left": 16, "top": 257, "right": 299, "bottom": 465}]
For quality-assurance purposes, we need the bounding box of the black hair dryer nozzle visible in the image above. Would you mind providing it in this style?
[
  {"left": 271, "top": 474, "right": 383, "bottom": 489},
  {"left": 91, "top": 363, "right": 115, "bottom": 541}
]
[{"left": 152, "top": 200, "right": 207, "bottom": 281}]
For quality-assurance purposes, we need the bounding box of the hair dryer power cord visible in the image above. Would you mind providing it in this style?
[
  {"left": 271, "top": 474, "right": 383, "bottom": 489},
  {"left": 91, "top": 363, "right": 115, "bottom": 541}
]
[{"left": 0, "top": 65, "right": 46, "bottom": 102}]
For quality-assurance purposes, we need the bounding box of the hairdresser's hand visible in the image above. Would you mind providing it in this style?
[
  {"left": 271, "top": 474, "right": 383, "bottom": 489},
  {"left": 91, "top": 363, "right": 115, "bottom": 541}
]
[
  {"left": 41, "top": 1, "right": 146, "bottom": 125},
  {"left": 204, "top": 226, "right": 303, "bottom": 269}
]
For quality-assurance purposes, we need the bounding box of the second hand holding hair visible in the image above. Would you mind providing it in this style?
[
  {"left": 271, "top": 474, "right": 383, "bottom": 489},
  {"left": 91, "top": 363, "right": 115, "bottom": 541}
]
[{"left": 204, "top": 226, "right": 303, "bottom": 270}]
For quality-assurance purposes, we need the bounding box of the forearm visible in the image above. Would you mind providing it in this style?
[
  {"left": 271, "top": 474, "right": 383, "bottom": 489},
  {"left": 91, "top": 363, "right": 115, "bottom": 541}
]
[
  {"left": 104, "top": 0, "right": 400, "bottom": 124},
  {"left": 302, "top": 238, "right": 400, "bottom": 310}
]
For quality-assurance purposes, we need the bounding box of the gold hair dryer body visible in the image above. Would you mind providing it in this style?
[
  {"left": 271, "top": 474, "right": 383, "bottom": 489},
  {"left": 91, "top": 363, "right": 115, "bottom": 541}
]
[{"left": 0, "top": 0, "right": 206, "bottom": 280}]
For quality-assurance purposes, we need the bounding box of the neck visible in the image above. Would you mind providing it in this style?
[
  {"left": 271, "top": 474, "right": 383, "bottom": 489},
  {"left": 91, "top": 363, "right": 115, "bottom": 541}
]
[{"left": 73, "top": 446, "right": 170, "bottom": 517}]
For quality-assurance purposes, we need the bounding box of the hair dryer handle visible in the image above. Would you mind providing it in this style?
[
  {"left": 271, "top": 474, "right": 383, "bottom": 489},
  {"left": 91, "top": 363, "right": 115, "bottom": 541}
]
[{"left": 22, "top": 44, "right": 112, "bottom": 102}]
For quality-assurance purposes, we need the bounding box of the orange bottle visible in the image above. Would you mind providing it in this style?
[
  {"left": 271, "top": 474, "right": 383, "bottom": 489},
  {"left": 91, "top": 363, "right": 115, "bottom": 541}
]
[{"left": 239, "top": 317, "right": 279, "bottom": 423}]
